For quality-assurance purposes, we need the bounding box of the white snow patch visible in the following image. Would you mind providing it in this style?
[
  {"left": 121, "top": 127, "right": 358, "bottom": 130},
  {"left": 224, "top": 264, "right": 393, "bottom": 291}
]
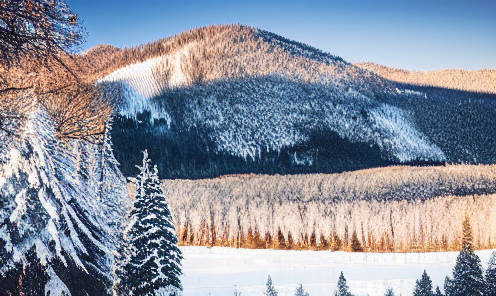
[
  {"left": 169, "top": 43, "right": 194, "bottom": 87},
  {"left": 369, "top": 104, "right": 445, "bottom": 162},
  {"left": 179, "top": 246, "right": 495, "bottom": 296},
  {"left": 156, "top": 285, "right": 182, "bottom": 296},
  {"left": 98, "top": 45, "right": 195, "bottom": 125},
  {"left": 45, "top": 266, "right": 72, "bottom": 296},
  {"left": 100, "top": 57, "right": 164, "bottom": 100}
]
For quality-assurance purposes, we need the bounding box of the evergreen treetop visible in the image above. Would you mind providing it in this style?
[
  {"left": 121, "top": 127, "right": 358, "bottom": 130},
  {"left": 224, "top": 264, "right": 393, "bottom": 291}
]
[
  {"left": 334, "top": 271, "right": 353, "bottom": 296},
  {"left": 413, "top": 270, "right": 433, "bottom": 296},
  {"left": 115, "top": 150, "right": 183, "bottom": 296},
  {"left": 434, "top": 286, "right": 443, "bottom": 296},
  {"left": 384, "top": 287, "right": 395, "bottom": 296},
  {"left": 485, "top": 251, "right": 496, "bottom": 296},
  {"left": 263, "top": 275, "right": 278, "bottom": 296},
  {"left": 295, "top": 284, "right": 310, "bottom": 296},
  {"left": 444, "top": 216, "right": 484, "bottom": 296}
]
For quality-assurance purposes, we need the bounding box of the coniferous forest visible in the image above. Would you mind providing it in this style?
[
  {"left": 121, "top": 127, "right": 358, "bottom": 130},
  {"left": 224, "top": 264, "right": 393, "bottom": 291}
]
[{"left": 0, "top": 0, "right": 495, "bottom": 295}]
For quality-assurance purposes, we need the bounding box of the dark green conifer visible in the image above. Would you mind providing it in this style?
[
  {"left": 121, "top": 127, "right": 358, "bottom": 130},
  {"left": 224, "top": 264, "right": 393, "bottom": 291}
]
[
  {"left": 444, "top": 216, "right": 484, "bottom": 296},
  {"left": 413, "top": 270, "right": 433, "bottom": 296},
  {"left": 115, "top": 150, "right": 183, "bottom": 296},
  {"left": 263, "top": 275, "right": 278, "bottom": 296},
  {"left": 294, "top": 284, "right": 310, "bottom": 296},
  {"left": 484, "top": 252, "right": 496, "bottom": 296},
  {"left": 384, "top": 287, "right": 395, "bottom": 296},
  {"left": 334, "top": 271, "right": 353, "bottom": 296}
]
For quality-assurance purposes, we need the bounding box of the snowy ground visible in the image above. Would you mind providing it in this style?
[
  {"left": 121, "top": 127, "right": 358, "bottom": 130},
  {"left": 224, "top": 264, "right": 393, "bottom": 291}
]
[{"left": 179, "top": 246, "right": 495, "bottom": 296}]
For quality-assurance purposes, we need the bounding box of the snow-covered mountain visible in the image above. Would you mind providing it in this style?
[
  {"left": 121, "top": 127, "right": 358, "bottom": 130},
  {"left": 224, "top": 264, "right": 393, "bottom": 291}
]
[
  {"left": 97, "top": 25, "right": 496, "bottom": 179},
  {"left": 1, "top": 23, "right": 495, "bottom": 295},
  {"left": 0, "top": 101, "right": 130, "bottom": 295}
]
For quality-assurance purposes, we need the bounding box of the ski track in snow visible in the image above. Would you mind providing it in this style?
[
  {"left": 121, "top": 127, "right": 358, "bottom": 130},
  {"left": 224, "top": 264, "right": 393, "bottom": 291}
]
[{"left": 179, "top": 246, "right": 495, "bottom": 296}]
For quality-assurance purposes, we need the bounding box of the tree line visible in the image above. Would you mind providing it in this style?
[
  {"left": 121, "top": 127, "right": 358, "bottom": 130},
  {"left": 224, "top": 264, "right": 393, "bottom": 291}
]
[
  {"left": 147, "top": 167, "right": 496, "bottom": 252},
  {"left": 248, "top": 218, "right": 496, "bottom": 296}
]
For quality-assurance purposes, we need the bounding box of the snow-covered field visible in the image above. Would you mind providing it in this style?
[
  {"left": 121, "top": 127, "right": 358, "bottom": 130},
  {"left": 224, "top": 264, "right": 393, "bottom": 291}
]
[{"left": 179, "top": 246, "right": 495, "bottom": 296}]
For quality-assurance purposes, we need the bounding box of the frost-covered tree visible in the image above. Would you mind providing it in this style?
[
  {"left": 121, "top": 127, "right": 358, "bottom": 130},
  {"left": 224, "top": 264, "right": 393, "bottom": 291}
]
[
  {"left": 115, "top": 150, "right": 183, "bottom": 296},
  {"left": 444, "top": 216, "right": 484, "bottom": 296},
  {"left": 413, "top": 270, "right": 433, "bottom": 296},
  {"left": 295, "top": 284, "right": 310, "bottom": 296},
  {"left": 384, "top": 287, "right": 395, "bottom": 296},
  {"left": 0, "top": 109, "right": 128, "bottom": 295},
  {"left": 484, "top": 252, "right": 496, "bottom": 296},
  {"left": 263, "top": 275, "right": 278, "bottom": 296},
  {"left": 334, "top": 271, "right": 353, "bottom": 296},
  {"left": 434, "top": 286, "right": 443, "bottom": 296}
]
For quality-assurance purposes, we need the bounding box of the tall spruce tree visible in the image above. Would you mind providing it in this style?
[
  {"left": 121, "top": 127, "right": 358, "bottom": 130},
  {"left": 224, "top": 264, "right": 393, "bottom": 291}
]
[
  {"left": 444, "top": 216, "right": 484, "bottom": 296},
  {"left": 263, "top": 275, "right": 278, "bottom": 296},
  {"left": 413, "top": 270, "right": 433, "bottom": 296},
  {"left": 334, "top": 271, "right": 353, "bottom": 296},
  {"left": 485, "top": 251, "right": 496, "bottom": 296},
  {"left": 115, "top": 150, "right": 183, "bottom": 296}
]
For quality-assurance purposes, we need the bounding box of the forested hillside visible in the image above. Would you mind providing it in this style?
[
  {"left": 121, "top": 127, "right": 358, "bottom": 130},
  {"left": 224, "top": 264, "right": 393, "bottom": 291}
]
[{"left": 93, "top": 24, "right": 496, "bottom": 179}]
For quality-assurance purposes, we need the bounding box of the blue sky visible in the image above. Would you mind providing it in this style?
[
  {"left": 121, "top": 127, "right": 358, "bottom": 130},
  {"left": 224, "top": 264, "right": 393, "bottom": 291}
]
[{"left": 67, "top": 0, "right": 496, "bottom": 71}]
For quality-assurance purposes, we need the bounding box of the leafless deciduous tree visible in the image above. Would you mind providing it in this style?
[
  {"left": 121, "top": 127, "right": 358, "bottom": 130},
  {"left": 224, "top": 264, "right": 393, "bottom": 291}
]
[
  {"left": 0, "top": 1, "right": 120, "bottom": 142},
  {"left": 39, "top": 82, "right": 118, "bottom": 141},
  {"left": 0, "top": 88, "right": 36, "bottom": 137},
  {"left": 0, "top": 0, "right": 85, "bottom": 70}
]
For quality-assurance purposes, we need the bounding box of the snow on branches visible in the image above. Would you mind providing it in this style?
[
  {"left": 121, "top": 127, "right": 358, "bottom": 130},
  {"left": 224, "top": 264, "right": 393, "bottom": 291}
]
[{"left": 115, "top": 150, "right": 182, "bottom": 296}]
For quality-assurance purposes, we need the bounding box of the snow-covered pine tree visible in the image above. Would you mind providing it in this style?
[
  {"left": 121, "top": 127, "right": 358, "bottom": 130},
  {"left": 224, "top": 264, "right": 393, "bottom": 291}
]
[
  {"left": 413, "top": 270, "right": 433, "bottom": 296},
  {"left": 1, "top": 108, "right": 129, "bottom": 295},
  {"left": 444, "top": 216, "right": 484, "bottom": 296},
  {"left": 263, "top": 275, "right": 278, "bottom": 296},
  {"left": 334, "top": 271, "right": 353, "bottom": 296},
  {"left": 434, "top": 286, "right": 443, "bottom": 296},
  {"left": 384, "top": 287, "right": 395, "bottom": 296},
  {"left": 115, "top": 150, "right": 183, "bottom": 296},
  {"left": 295, "top": 284, "right": 310, "bottom": 296},
  {"left": 485, "top": 251, "right": 496, "bottom": 296}
]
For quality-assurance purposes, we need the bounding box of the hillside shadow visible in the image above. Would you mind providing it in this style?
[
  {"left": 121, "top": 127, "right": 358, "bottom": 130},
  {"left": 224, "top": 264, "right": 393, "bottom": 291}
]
[
  {"left": 111, "top": 75, "right": 496, "bottom": 179},
  {"left": 378, "top": 81, "right": 496, "bottom": 165}
]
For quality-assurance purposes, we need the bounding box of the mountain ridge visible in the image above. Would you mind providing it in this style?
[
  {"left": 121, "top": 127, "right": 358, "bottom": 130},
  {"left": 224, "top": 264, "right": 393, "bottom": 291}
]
[
  {"left": 93, "top": 24, "right": 495, "bottom": 179},
  {"left": 355, "top": 62, "right": 496, "bottom": 94}
]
